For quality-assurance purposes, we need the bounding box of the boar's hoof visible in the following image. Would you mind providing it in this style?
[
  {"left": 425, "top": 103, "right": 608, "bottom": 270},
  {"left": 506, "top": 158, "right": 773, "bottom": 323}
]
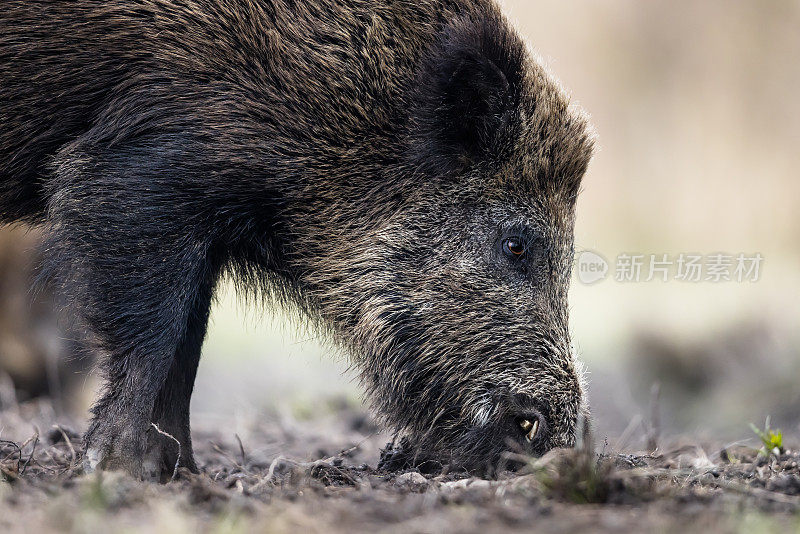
[
  {"left": 82, "top": 440, "right": 146, "bottom": 480},
  {"left": 83, "top": 423, "right": 170, "bottom": 481},
  {"left": 84, "top": 422, "right": 193, "bottom": 482}
]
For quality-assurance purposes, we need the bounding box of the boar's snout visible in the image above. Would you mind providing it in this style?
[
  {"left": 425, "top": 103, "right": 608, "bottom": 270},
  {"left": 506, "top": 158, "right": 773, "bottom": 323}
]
[
  {"left": 481, "top": 392, "right": 557, "bottom": 464},
  {"left": 506, "top": 395, "right": 550, "bottom": 451}
]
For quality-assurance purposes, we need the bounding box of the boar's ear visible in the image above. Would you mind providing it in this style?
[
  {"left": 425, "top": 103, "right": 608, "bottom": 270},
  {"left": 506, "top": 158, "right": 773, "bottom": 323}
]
[{"left": 409, "top": 15, "right": 526, "bottom": 175}]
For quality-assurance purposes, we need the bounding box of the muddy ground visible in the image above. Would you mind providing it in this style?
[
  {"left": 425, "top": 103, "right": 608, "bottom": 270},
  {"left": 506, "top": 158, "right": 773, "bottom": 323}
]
[{"left": 1, "top": 398, "right": 799, "bottom": 534}]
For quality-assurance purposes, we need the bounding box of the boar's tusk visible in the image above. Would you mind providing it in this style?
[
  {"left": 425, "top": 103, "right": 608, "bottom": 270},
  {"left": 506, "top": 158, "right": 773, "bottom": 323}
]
[{"left": 519, "top": 419, "right": 539, "bottom": 442}]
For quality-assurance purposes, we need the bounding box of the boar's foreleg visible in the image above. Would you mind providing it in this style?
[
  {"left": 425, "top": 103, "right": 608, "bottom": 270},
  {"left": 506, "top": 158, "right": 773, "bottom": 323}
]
[{"left": 45, "top": 137, "right": 220, "bottom": 480}]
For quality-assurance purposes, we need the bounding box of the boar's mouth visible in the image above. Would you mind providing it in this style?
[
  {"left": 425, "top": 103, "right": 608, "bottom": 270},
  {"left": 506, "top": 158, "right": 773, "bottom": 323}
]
[{"left": 378, "top": 417, "right": 553, "bottom": 477}]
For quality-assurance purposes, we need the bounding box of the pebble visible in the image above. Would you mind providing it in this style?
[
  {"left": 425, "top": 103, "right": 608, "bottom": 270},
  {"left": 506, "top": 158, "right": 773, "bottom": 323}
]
[
  {"left": 396, "top": 472, "right": 427, "bottom": 486},
  {"left": 440, "top": 478, "right": 492, "bottom": 491}
]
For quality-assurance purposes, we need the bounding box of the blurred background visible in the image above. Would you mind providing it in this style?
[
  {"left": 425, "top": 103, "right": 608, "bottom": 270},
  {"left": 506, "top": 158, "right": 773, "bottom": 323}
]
[{"left": 0, "top": 0, "right": 798, "bottom": 452}]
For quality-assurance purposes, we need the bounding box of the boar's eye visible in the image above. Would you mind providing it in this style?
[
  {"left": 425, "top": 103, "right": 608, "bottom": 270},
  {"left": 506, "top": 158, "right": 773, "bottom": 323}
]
[{"left": 503, "top": 237, "right": 526, "bottom": 258}]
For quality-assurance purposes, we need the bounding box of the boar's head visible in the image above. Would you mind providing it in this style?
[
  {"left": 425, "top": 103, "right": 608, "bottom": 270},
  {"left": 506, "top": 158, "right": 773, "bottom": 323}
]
[{"left": 294, "top": 11, "right": 594, "bottom": 475}]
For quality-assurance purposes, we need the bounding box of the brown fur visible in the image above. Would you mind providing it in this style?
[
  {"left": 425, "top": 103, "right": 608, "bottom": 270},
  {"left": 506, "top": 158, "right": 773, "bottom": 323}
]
[{"left": 0, "top": 0, "right": 593, "bottom": 477}]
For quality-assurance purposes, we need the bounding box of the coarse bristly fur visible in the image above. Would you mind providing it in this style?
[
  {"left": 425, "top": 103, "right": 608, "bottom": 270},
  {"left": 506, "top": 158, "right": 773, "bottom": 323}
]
[{"left": 0, "top": 0, "right": 595, "bottom": 478}]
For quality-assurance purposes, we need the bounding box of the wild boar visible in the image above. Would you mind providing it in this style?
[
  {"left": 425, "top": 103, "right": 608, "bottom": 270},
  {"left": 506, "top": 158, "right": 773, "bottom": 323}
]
[{"left": 0, "top": 0, "right": 594, "bottom": 478}]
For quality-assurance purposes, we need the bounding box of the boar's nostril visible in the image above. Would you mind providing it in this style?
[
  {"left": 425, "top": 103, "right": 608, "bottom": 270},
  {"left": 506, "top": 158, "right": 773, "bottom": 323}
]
[{"left": 519, "top": 418, "right": 540, "bottom": 442}]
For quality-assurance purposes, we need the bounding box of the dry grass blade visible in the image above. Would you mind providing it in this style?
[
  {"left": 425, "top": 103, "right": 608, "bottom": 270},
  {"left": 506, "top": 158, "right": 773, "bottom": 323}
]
[
  {"left": 250, "top": 455, "right": 285, "bottom": 493},
  {"left": 235, "top": 433, "right": 246, "bottom": 466},
  {"left": 151, "top": 423, "right": 181, "bottom": 482},
  {"left": 211, "top": 441, "right": 252, "bottom": 475},
  {"left": 19, "top": 431, "right": 38, "bottom": 475},
  {"left": 52, "top": 425, "right": 76, "bottom": 472}
]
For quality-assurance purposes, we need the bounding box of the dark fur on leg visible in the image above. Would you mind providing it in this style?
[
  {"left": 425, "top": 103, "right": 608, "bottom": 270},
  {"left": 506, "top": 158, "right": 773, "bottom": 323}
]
[
  {"left": 149, "top": 274, "right": 218, "bottom": 478},
  {"left": 45, "top": 138, "right": 223, "bottom": 477}
]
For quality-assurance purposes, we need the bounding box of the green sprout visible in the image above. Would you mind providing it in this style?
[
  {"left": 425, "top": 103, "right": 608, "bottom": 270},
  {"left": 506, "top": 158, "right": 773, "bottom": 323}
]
[{"left": 749, "top": 417, "right": 784, "bottom": 458}]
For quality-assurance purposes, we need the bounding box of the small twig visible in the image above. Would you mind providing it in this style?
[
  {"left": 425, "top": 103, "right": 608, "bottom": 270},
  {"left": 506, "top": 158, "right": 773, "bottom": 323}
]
[
  {"left": 251, "top": 450, "right": 367, "bottom": 493},
  {"left": 333, "top": 437, "right": 372, "bottom": 460},
  {"left": 151, "top": 423, "right": 181, "bottom": 482},
  {"left": 52, "top": 425, "right": 76, "bottom": 472},
  {"left": 296, "top": 458, "right": 358, "bottom": 486},
  {"left": 211, "top": 442, "right": 252, "bottom": 475},
  {"left": 16, "top": 434, "right": 36, "bottom": 454},
  {"left": 20, "top": 431, "right": 39, "bottom": 475},
  {"left": 235, "top": 434, "right": 247, "bottom": 467},
  {"left": 251, "top": 455, "right": 285, "bottom": 493},
  {"left": 39, "top": 447, "right": 57, "bottom": 468},
  {"left": 30, "top": 456, "right": 58, "bottom": 475},
  {"left": 267, "top": 455, "right": 284, "bottom": 479}
]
